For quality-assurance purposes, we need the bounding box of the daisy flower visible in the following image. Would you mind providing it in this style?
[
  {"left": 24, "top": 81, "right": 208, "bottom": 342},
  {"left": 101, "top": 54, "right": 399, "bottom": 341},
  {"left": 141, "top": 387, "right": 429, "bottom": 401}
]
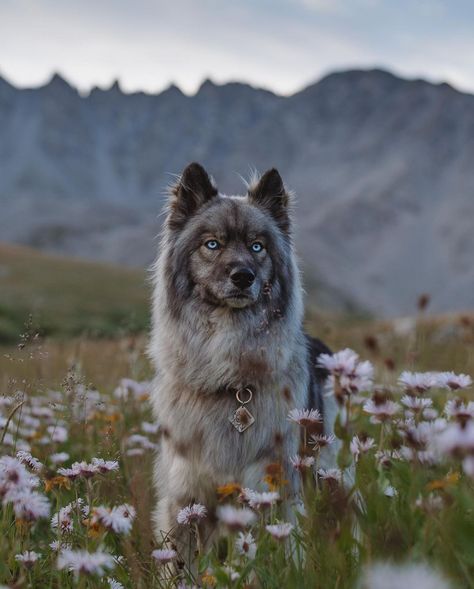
[
  {"left": 287, "top": 408, "right": 322, "bottom": 427},
  {"left": 108, "top": 579, "right": 125, "bottom": 589},
  {"left": 47, "top": 425, "right": 69, "bottom": 443},
  {"left": 350, "top": 435, "right": 376, "bottom": 461},
  {"left": 49, "top": 452, "right": 70, "bottom": 464},
  {"left": 91, "top": 504, "right": 136, "bottom": 535},
  {"left": 317, "top": 348, "right": 359, "bottom": 377},
  {"left": 241, "top": 489, "right": 280, "bottom": 509},
  {"left": 216, "top": 505, "right": 256, "bottom": 530},
  {"left": 15, "top": 551, "right": 41, "bottom": 568},
  {"left": 235, "top": 531, "right": 257, "bottom": 559},
  {"left": 401, "top": 396, "right": 433, "bottom": 412},
  {"left": 444, "top": 399, "right": 474, "bottom": 424},
  {"left": 142, "top": 421, "right": 160, "bottom": 434},
  {"left": 438, "top": 372, "right": 472, "bottom": 391},
  {"left": 309, "top": 433, "right": 336, "bottom": 450},
  {"left": 317, "top": 468, "right": 342, "bottom": 483},
  {"left": 57, "top": 549, "right": 115, "bottom": 578},
  {"left": 435, "top": 422, "right": 474, "bottom": 457},
  {"left": 176, "top": 503, "right": 207, "bottom": 525},
  {"left": 10, "top": 490, "right": 51, "bottom": 521},
  {"left": 16, "top": 450, "right": 43, "bottom": 472},
  {"left": 91, "top": 458, "right": 119, "bottom": 474},
  {"left": 398, "top": 371, "right": 440, "bottom": 394},
  {"left": 151, "top": 548, "right": 177, "bottom": 565},
  {"left": 266, "top": 522, "right": 294, "bottom": 540},
  {"left": 289, "top": 454, "right": 315, "bottom": 471},
  {"left": 363, "top": 399, "right": 400, "bottom": 423}
]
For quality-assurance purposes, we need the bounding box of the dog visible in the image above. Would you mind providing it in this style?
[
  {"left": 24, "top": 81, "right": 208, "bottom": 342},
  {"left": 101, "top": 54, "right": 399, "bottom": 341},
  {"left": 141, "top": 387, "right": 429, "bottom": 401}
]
[{"left": 148, "top": 162, "right": 337, "bottom": 553}]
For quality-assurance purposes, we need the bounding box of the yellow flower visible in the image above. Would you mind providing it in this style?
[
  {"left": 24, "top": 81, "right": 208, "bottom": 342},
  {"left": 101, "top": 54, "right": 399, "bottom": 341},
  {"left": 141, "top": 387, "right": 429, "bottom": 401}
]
[
  {"left": 44, "top": 476, "right": 72, "bottom": 492},
  {"left": 217, "top": 482, "right": 242, "bottom": 501},
  {"left": 202, "top": 572, "right": 217, "bottom": 587},
  {"left": 426, "top": 471, "right": 460, "bottom": 491}
]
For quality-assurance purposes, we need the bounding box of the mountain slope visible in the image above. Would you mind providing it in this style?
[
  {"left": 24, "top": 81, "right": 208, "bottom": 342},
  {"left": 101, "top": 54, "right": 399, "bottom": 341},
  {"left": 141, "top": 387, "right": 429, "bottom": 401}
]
[{"left": 0, "top": 69, "right": 473, "bottom": 315}]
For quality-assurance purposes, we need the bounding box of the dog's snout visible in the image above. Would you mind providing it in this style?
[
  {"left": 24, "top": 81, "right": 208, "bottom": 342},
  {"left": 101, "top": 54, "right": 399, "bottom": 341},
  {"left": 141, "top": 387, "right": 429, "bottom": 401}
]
[{"left": 230, "top": 267, "right": 255, "bottom": 289}]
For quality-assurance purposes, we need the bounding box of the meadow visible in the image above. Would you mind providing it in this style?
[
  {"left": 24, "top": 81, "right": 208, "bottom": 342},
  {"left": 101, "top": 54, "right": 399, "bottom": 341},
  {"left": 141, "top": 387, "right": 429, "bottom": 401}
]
[{"left": 1, "top": 255, "right": 474, "bottom": 588}]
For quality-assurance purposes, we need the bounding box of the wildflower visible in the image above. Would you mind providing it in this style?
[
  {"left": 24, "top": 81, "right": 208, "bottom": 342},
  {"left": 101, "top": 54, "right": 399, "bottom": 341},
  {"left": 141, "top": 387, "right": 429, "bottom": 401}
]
[
  {"left": 125, "top": 448, "right": 144, "bottom": 457},
  {"left": 51, "top": 499, "right": 89, "bottom": 534},
  {"left": 384, "top": 485, "right": 398, "bottom": 497},
  {"left": 0, "top": 456, "right": 34, "bottom": 497},
  {"left": 401, "top": 396, "right": 433, "bottom": 412},
  {"left": 398, "top": 371, "right": 440, "bottom": 394},
  {"left": 317, "top": 468, "right": 342, "bottom": 482},
  {"left": 317, "top": 348, "right": 359, "bottom": 377},
  {"left": 223, "top": 565, "right": 240, "bottom": 581},
  {"left": 363, "top": 399, "right": 400, "bottom": 423},
  {"left": 44, "top": 475, "right": 72, "bottom": 492},
  {"left": 241, "top": 489, "right": 280, "bottom": 509},
  {"left": 49, "top": 452, "right": 70, "bottom": 464},
  {"left": 216, "top": 504, "right": 256, "bottom": 530},
  {"left": 50, "top": 540, "right": 72, "bottom": 551},
  {"left": 47, "top": 425, "right": 68, "bottom": 443},
  {"left": 287, "top": 408, "right": 322, "bottom": 426},
  {"left": 16, "top": 450, "right": 43, "bottom": 472},
  {"left": 415, "top": 494, "right": 444, "bottom": 513},
  {"left": 57, "top": 549, "right": 115, "bottom": 578},
  {"left": 73, "top": 461, "right": 98, "bottom": 478},
  {"left": 108, "top": 579, "right": 125, "bottom": 589},
  {"left": 57, "top": 464, "right": 82, "bottom": 481},
  {"left": 176, "top": 503, "right": 207, "bottom": 525},
  {"left": 15, "top": 550, "right": 40, "bottom": 568},
  {"left": 91, "top": 457, "right": 119, "bottom": 474},
  {"left": 126, "top": 434, "right": 157, "bottom": 450},
  {"left": 290, "top": 454, "right": 315, "bottom": 471},
  {"left": 10, "top": 490, "right": 51, "bottom": 521},
  {"left": 151, "top": 548, "right": 177, "bottom": 565},
  {"left": 217, "top": 482, "right": 242, "bottom": 500},
  {"left": 113, "top": 378, "right": 150, "bottom": 400},
  {"left": 266, "top": 522, "right": 294, "bottom": 540},
  {"left": 235, "top": 531, "right": 257, "bottom": 559},
  {"left": 438, "top": 372, "right": 472, "bottom": 391},
  {"left": 444, "top": 399, "right": 474, "bottom": 425},
  {"left": 309, "top": 433, "right": 336, "bottom": 450},
  {"left": 202, "top": 572, "right": 217, "bottom": 587},
  {"left": 350, "top": 435, "right": 376, "bottom": 461},
  {"left": 375, "top": 450, "right": 401, "bottom": 467},
  {"left": 361, "top": 561, "right": 452, "bottom": 589},
  {"left": 142, "top": 421, "right": 160, "bottom": 434},
  {"left": 91, "top": 504, "right": 136, "bottom": 535},
  {"left": 435, "top": 422, "right": 474, "bottom": 457}
]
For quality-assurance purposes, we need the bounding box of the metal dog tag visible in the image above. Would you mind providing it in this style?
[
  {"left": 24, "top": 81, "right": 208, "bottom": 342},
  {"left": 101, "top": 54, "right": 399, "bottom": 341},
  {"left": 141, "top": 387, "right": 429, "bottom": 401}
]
[{"left": 229, "top": 406, "right": 255, "bottom": 432}]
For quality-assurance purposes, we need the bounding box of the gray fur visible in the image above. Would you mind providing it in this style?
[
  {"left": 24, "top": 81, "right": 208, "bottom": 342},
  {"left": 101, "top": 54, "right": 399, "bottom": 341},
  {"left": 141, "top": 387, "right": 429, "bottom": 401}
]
[{"left": 148, "top": 163, "right": 336, "bottom": 550}]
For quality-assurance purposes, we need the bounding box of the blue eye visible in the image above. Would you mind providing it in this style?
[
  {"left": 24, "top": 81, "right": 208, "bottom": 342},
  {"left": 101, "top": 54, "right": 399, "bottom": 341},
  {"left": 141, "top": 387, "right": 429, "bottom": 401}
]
[
  {"left": 205, "top": 240, "right": 220, "bottom": 250},
  {"left": 251, "top": 242, "right": 263, "bottom": 253}
]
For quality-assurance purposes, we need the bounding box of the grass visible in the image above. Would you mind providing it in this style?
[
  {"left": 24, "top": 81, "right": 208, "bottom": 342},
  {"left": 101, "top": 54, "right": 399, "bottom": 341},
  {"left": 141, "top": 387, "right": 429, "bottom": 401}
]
[
  {"left": 0, "top": 243, "right": 151, "bottom": 343},
  {"left": 1, "top": 301, "right": 474, "bottom": 587}
]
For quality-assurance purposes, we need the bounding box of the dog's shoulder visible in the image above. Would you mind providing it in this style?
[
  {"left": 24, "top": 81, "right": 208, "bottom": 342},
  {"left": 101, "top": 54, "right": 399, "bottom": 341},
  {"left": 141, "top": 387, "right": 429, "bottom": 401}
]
[{"left": 304, "top": 333, "right": 332, "bottom": 414}]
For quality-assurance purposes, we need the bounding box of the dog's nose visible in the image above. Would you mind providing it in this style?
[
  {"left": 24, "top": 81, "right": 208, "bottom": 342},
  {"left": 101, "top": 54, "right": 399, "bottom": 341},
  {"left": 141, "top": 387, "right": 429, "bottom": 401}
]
[{"left": 230, "top": 267, "right": 255, "bottom": 289}]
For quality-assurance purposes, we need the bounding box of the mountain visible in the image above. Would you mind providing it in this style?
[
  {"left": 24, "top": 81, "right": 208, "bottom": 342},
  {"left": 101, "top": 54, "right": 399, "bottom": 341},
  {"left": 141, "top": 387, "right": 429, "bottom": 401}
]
[{"left": 0, "top": 68, "right": 473, "bottom": 316}]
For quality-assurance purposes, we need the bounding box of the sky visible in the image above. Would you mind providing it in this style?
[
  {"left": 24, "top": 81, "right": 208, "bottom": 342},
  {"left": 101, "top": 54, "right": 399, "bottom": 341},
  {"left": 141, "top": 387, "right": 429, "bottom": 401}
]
[{"left": 1, "top": 0, "right": 474, "bottom": 96}]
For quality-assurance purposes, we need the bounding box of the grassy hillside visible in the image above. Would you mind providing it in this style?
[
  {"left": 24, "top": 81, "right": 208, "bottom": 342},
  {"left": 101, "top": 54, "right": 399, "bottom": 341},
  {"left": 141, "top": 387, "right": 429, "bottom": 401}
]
[{"left": 0, "top": 243, "right": 151, "bottom": 343}]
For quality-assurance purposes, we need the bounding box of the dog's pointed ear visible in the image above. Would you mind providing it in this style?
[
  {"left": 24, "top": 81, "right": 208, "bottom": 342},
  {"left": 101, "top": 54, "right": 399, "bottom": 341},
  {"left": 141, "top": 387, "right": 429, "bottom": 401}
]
[
  {"left": 248, "top": 168, "right": 291, "bottom": 233},
  {"left": 168, "top": 163, "right": 218, "bottom": 229}
]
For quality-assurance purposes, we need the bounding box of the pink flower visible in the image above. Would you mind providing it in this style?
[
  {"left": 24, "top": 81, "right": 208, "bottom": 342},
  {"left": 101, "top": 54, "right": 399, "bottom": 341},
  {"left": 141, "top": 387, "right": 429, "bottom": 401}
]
[{"left": 176, "top": 503, "right": 207, "bottom": 525}]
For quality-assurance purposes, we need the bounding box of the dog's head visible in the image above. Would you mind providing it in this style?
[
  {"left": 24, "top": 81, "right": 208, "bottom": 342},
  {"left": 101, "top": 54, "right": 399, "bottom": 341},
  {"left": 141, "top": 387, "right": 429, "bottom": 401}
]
[{"left": 163, "top": 162, "right": 294, "bottom": 312}]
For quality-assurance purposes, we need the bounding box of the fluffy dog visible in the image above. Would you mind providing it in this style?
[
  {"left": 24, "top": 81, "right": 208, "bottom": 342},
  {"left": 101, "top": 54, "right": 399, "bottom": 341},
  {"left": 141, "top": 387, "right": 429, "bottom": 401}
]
[{"left": 149, "top": 163, "right": 337, "bottom": 551}]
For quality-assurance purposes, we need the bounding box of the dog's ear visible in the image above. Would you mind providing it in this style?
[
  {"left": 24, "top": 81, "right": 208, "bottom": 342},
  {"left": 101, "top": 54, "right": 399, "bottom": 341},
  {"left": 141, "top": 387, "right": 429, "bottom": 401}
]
[
  {"left": 168, "top": 163, "right": 217, "bottom": 229},
  {"left": 248, "top": 168, "right": 291, "bottom": 233}
]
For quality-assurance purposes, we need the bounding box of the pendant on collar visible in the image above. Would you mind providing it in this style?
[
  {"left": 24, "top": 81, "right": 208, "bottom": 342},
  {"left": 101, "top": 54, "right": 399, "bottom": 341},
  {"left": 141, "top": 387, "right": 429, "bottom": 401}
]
[{"left": 229, "top": 386, "right": 255, "bottom": 432}]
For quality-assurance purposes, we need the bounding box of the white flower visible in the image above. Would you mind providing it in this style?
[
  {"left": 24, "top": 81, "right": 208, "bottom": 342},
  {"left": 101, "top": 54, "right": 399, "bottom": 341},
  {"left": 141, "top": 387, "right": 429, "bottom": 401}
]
[
  {"left": 317, "top": 468, "right": 342, "bottom": 482},
  {"left": 438, "top": 372, "right": 472, "bottom": 391},
  {"left": 241, "top": 489, "right": 280, "bottom": 509},
  {"left": 71, "top": 461, "right": 98, "bottom": 478},
  {"left": 47, "top": 425, "right": 68, "bottom": 443},
  {"left": 15, "top": 550, "right": 41, "bottom": 568},
  {"left": 10, "top": 490, "right": 50, "bottom": 521},
  {"left": 0, "top": 456, "right": 34, "bottom": 497},
  {"left": 350, "top": 435, "right": 376, "bottom": 460},
  {"left": 317, "top": 348, "right": 359, "bottom": 377},
  {"left": 384, "top": 485, "right": 398, "bottom": 497},
  {"left": 223, "top": 566, "right": 240, "bottom": 581},
  {"left": 151, "top": 548, "right": 177, "bottom": 565},
  {"left": 57, "top": 549, "right": 115, "bottom": 577},
  {"left": 16, "top": 450, "right": 43, "bottom": 472},
  {"left": 435, "top": 422, "right": 474, "bottom": 457},
  {"left": 235, "top": 531, "right": 257, "bottom": 559},
  {"left": 362, "top": 561, "right": 452, "bottom": 589},
  {"left": 125, "top": 448, "right": 145, "bottom": 457},
  {"left": 363, "top": 399, "right": 401, "bottom": 423},
  {"left": 108, "top": 579, "right": 125, "bottom": 589},
  {"left": 287, "top": 408, "right": 322, "bottom": 426},
  {"left": 401, "top": 396, "right": 433, "bottom": 412},
  {"left": 126, "top": 434, "right": 158, "bottom": 450},
  {"left": 290, "top": 454, "right": 315, "bottom": 471},
  {"left": 462, "top": 456, "right": 474, "bottom": 477},
  {"left": 176, "top": 503, "right": 207, "bottom": 525},
  {"left": 50, "top": 540, "right": 72, "bottom": 551},
  {"left": 216, "top": 505, "right": 256, "bottom": 530},
  {"left": 398, "top": 371, "right": 445, "bottom": 393},
  {"left": 266, "top": 522, "right": 294, "bottom": 540},
  {"left": 49, "top": 452, "right": 70, "bottom": 464},
  {"left": 309, "top": 434, "right": 336, "bottom": 450},
  {"left": 444, "top": 399, "right": 474, "bottom": 423},
  {"left": 141, "top": 421, "right": 160, "bottom": 434},
  {"left": 57, "top": 465, "right": 82, "bottom": 480},
  {"left": 113, "top": 379, "right": 150, "bottom": 400},
  {"left": 91, "top": 458, "right": 119, "bottom": 474},
  {"left": 51, "top": 499, "right": 89, "bottom": 534},
  {"left": 92, "top": 504, "right": 136, "bottom": 535}
]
